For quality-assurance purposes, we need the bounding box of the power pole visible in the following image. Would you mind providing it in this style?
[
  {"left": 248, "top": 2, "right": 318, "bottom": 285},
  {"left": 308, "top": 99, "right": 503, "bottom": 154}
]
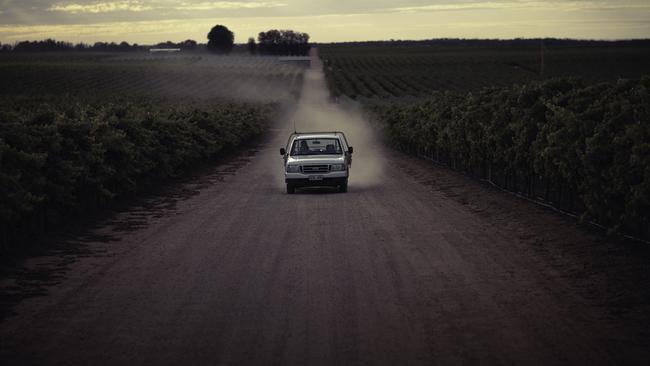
[{"left": 540, "top": 39, "right": 545, "bottom": 78}]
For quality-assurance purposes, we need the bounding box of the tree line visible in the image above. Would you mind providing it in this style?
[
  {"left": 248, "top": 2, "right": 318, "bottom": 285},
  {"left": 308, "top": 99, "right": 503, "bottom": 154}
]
[
  {"left": 1, "top": 25, "right": 311, "bottom": 56},
  {"left": 0, "top": 38, "right": 201, "bottom": 52},
  {"left": 207, "top": 25, "right": 310, "bottom": 56},
  {"left": 320, "top": 38, "right": 650, "bottom": 48},
  {"left": 254, "top": 30, "right": 310, "bottom": 55}
]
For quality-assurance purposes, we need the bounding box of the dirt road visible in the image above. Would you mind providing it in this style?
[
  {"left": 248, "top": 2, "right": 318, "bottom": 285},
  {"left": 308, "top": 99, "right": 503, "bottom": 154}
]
[{"left": 1, "top": 51, "right": 649, "bottom": 366}]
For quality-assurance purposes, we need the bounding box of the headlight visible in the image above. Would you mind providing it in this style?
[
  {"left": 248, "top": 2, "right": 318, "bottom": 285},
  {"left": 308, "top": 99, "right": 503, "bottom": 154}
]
[
  {"left": 286, "top": 165, "right": 301, "bottom": 173},
  {"left": 330, "top": 164, "right": 346, "bottom": 171}
]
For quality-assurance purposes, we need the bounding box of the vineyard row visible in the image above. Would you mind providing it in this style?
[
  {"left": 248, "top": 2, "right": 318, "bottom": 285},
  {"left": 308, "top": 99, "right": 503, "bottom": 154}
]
[
  {"left": 0, "top": 97, "right": 278, "bottom": 251},
  {"left": 371, "top": 77, "right": 650, "bottom": 241}
]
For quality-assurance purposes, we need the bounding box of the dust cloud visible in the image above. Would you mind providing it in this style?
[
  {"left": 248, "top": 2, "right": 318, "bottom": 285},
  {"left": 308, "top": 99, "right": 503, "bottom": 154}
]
[
  {"left": 108, "top": 53, "right": 304, "bottom": 103},
  {"left": 285, "top": 48, "right": 385, "bottom": 189}
]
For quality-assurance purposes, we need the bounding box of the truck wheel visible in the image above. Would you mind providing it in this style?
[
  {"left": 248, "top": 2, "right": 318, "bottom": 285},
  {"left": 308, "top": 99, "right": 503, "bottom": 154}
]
[
  {"left": 286, "top": 184, "right": 295, "bottom": 194},
  {"left": 339, "top": 181, "right": 348, "bottom": 193}
]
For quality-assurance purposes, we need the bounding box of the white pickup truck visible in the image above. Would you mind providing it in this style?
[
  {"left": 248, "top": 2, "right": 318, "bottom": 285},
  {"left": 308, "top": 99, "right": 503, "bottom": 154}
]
[{"left": 280, "top": 131, "right": 353, "bottom": 194}]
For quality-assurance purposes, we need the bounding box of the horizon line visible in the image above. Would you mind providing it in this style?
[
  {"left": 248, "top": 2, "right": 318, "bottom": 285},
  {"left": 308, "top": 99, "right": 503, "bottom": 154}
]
[{"left": 3, "top": 36, "right": 650, "bottom": 46}]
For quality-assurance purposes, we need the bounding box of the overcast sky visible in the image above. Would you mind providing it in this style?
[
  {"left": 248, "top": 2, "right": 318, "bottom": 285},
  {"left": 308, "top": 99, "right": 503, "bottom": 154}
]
[{"left": 0, "top": 0, "right": 649, "bottom": 44}]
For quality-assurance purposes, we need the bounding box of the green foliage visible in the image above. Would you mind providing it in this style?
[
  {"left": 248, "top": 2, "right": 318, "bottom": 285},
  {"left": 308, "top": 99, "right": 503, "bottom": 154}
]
[
  {"left": 374, "top": 77, "right": 650, "bottom": 237},
  {"left": 0, "top": 96, "right": 275, "bottom": 249}
]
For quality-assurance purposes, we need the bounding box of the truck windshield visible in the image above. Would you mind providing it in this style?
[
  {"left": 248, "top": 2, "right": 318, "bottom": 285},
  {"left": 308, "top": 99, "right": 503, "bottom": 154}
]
[{"left": 290, "top": 138, "right": 343, "bottom": 156}]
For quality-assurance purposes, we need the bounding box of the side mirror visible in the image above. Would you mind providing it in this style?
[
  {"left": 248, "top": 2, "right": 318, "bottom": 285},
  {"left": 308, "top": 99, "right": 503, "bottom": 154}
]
[
  {"left": 348, "top": 146, "right": 354, "bottom": 154},
  {"left": 280, "top": 148, "right": 286, "bottom": 156}
]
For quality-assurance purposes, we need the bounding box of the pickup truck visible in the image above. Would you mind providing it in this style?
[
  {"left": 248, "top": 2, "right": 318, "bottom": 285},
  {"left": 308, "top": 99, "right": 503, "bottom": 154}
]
[{"left": 280, "top": 131, "right": 353, "bottom": 194}]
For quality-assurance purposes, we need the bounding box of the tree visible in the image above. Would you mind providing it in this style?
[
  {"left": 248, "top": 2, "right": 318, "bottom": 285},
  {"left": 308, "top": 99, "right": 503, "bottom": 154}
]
[
  {"left": 207, "top": 25, "right": 234, "bottom": 54},
  {"left": 181, "top": 39, "right": 197, "bottom": 50},
  {"left": 257, "top": 29, "right": 310, "bottom": 56},
  {"left": 13, "top": 39, "right": 74, "bottom": 52},
  {"left": 74, "top": 42, "right": 89, "bottom": 51},
  {"left": 247, "top": 37, "right": 257, "bottom": 55},
  {"left": 156, "top": 41, "right": 176, "bottom": 48}
]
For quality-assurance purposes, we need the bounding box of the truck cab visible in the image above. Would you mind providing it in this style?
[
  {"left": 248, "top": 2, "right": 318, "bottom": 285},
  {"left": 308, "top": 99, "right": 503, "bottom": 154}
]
[{"left": 280, "top": 131, "right": 353, "bottom": 194}]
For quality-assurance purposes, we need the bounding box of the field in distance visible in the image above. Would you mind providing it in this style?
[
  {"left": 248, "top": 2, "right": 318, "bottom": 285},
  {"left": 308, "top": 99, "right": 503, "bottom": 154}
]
[
  {"left": 319, "top": 40, "right": 650, "bottom": 100},
  {"left": 0, "top": 52, "right": 305, "bottom": 102}
]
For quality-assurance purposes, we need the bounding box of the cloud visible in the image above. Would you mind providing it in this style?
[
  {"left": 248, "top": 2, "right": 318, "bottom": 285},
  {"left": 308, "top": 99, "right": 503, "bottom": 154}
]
[
  {"left": 174, "top": 2, "right": 287, "bottom": 10},
  {"left": 389, "top": 1, "right": 650, "bottom": 13},
  {"left": 3, "top": 0, "right": 649, "bottom": 43},
  {"left": 47, "top": 1, "right": 288, "bottom": 14},
  {"left": 48, "top": 1, "right": 152, "bottom": 14},
  {"left": 391, "top": 2, "right": 510, "bottom": 12}
]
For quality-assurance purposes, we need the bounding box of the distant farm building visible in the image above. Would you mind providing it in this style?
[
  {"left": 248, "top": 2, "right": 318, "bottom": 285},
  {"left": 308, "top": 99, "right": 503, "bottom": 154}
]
[
  {"left": 149, "top": 48, "right": 181, "bottom": 53},
  {"left": 278, "top": 56, "right": 311, "bottom": 67}
]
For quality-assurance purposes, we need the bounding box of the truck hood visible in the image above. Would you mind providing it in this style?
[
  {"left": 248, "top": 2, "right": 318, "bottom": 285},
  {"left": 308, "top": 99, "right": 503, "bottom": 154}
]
[{"left": 287, "top": 155, "right": 345, "bottom": 165}]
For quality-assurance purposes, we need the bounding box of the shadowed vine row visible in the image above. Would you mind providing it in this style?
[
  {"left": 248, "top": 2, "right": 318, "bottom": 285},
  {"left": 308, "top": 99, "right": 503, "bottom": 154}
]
[
  {"left": 370, "top": 77, "right": 650, "bottom": 240},
  {"left": 0, "top": 96, "right": 277, "bottom": 251}
]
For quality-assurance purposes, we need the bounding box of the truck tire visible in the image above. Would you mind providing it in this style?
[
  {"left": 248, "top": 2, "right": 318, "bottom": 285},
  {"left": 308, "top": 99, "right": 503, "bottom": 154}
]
[
  {"left": 339, "top": 180, "right": 348, "bottom": 193},
  {"left": 286, "top": 183, "right": 295, "bottom": 194}
]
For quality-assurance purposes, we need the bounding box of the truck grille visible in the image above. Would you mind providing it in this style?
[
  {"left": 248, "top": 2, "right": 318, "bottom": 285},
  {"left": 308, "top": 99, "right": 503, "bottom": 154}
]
[{"left": 302, "top": 165, "right": 330, "bottom": 174}]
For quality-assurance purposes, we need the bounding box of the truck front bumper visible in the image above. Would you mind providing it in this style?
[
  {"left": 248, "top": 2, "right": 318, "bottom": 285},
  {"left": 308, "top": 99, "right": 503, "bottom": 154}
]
[
  {"left": 285, "top": 171, "right": 348, "bottom": 187},
  {"left": 285, "top": 177, "right": 348, "bottom": 188}
]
